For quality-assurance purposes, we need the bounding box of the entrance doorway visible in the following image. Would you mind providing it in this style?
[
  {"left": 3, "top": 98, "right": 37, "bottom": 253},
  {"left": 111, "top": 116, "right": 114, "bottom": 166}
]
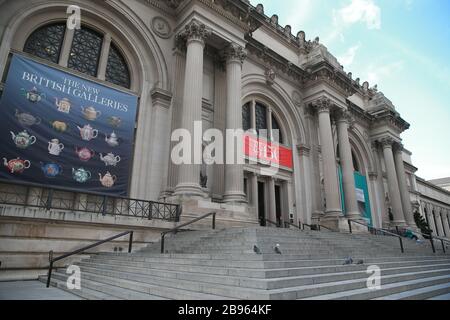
[
  {"left": 275, "top": 185, "right": 282, "bottom": 225},
  {"left": 258, "top": 182, "right": 266, "bottom": 226}
]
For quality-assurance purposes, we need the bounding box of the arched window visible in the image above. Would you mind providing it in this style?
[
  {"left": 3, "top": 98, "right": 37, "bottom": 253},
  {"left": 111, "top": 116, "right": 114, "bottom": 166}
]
[
  {"left": 23, "top": 23, "right": 131, "bottom": 88},
  {"left": 271, "top": 114, "right": 284, "bottom": 144},
  {"left": 67, "top": 27, "right": 103, "bottom": 77},
  {"left": 106, "top": 43, "right": 131, "bottom": 89},
  {"left": 24, "top": 23, "right": 66, "bottom": 64},
  {"left": 242, "top": 100, "right": 285, "bottom": 145}
]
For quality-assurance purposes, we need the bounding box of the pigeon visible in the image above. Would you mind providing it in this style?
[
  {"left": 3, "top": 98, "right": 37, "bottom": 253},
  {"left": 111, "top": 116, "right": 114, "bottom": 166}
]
[
  {"left": 274, "top": 244, "right": 282, "bottom": 255},
  {"left": 356, "top": 260, "right": 364, "bottom": 265},
  {"left": 343, "top": 257, "right": 354, "bottom": 265},
  {"left": 253, "top": 245, "right": 262, "bottom": 255}
]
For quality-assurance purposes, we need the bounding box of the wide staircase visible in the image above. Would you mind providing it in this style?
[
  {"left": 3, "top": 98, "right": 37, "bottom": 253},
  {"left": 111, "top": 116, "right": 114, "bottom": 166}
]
[{"left": 40, "top": 227, "right": 450, "bottom": 300}]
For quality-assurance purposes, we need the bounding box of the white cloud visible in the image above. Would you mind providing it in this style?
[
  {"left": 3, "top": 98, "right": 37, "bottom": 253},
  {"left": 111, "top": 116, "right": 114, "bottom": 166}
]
[
  {"left": 324, "top": 0, "right": 381, "bottom": 45},
  {"left": 338, "top": 0, "right": 381, "bottom": 29},
  {"left": 365, "top": 60, "right": 404, "bottom": 85},
  {"left": 337, "top": 44, "right": 361, "bottom": 68}
]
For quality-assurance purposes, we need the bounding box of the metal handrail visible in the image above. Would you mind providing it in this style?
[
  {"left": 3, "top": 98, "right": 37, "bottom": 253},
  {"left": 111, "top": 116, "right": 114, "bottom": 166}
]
[
  {"left": 393, "top": 226, "right": 450, "bottom": 254},
  {"left": 47, "top": 231, "right": 134, "bottom": 288},
  {"left": 348, "top": 219, "right": 404, "bottom": 253},
  {"left": 301, "top": 222, "right": 314, "bottom": 230},
  {"left": 265, "top": 219, "right": 280, "bottom": 228},
  {"left": 0, "top": 179, "right": 181, "bottom": 222},
  {"left": 284, "top": 221, "right": 301, "bottom": 229},
  {"left": 318, "top": 224, "right": 334, "bottom": 232},
  {"left": 161, "top": 212, "right": 216, "bottom": 254}
]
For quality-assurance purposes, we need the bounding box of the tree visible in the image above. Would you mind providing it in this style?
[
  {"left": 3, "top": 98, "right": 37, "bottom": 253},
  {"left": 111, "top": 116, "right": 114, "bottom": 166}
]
[{"left": 414, "top": 210, "right": 432, "bottom": 239}]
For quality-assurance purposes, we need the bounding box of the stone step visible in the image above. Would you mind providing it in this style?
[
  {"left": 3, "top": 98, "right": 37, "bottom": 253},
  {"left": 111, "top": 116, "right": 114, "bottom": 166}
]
[
  {"left": 74, "top": 262, "right": 450, "bottom": 290},
  {"left": 78, "top": 258, "right": 450, "bottom": 280},
  {"left": 289, "top": 269, "right": 450, "bottom": 300},
  {"left": 89, "top": 254, "right": 449, "bottom": 269},
  {"left": 373, "top": 282, "right": 450, "bottom": 300},
  {"left": 41, "top": 276, "right": 117, "bottom": 300},
  {"left": 41, "top": 273, "right": 168, "bottom": 300},
  {"left": 48, "top": 271, "right": 235, "bottom": 300},
  {"left": 301, "top": 275, "right": 450, "bottom": 300}
]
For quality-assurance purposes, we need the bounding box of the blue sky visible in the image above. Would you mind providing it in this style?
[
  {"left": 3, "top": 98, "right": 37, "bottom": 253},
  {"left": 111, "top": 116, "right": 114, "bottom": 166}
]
[{"left": 250, "top": 0, "right": 450, "bottom": 180}]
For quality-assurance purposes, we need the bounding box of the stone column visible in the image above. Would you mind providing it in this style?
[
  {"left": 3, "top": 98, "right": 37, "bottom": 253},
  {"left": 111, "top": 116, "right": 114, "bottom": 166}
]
[
  {"left": 223, "top": 43, "right": 247, "bottom": 203},
  {"left": 380, "top": 138, "right": 407, "bottom": 227},
  {"left": 313, "top": 98, "right": 342, "bottom": 228},
  {"left": 249, "top": 172, "right": 259, "bottom": 209},
  {"left": 393, "top": 143, "right": 417, "bottom": 228},
  {"left": 425, "top": 204, "right": 437, "bottom": 236},
  {"left": 268, "top": 178, "right": 277, "bottom": 226},
  {"left": 336, "top": 110, "right": 360, "bottom": 219},
  {"left": 175, "top": 20, "right": 211, "bottom": 197},
  {"left": 441, "top": 210, "right": 450, "bottom": 238},
  {"left": 434, "top": 208, "right": 445, "bottom": 237}
]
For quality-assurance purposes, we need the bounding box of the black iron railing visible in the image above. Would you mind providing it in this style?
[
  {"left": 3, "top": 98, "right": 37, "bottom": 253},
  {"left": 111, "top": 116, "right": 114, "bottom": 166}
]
[
  {"left": 265, "top": 219, "right": 280, "bottom": 228},
  {"left": 348, "top": 219, "right": 404, "bottom": 253},
  {"left": 0, "top": 180, "right": 181, "bottom": 222},
  {"left": 393, "top": 227, "right": 450, "bottom": 254},
  {"left": 160, "top": 212, "right": 216, "bottom": 254},
  {"left": 284, "top": 221, "right": 301, "bottom": 229},
  {"left": 47, "top": 231, "right": 134, "bottom": 288}
]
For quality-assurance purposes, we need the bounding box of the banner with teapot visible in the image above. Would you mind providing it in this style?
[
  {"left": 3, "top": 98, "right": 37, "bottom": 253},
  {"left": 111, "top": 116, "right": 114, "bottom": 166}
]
[{"left": 0, "top": 54, "right": 138, "bottom": 196}]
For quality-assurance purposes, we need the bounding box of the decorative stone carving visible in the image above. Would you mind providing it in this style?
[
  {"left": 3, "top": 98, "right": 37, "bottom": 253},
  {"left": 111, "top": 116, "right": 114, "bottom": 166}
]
[
  {"left": 256, "top": 4, "right": 264, "bottom": 14},
  {"left": 224, "top": 43, "right": 247, "bottom": 64},
  {"left": 270, "top": 15, "right": 278, "bottom": 25},
  {"left": 151, "top": 16, "right": 172, "bottom": 39},
  {"left": 311, "top": 97, "right": 334, "bottom": 113},
  {"left": 292, "top": 90, "right": 302, "bottom": 107},
  {"left": 265, "top": 68, "right": 276, "bottom": 85},
  {"left": 177, "top": 19, "right": 212, "bottom": 45},
  {"left": 380, "top": 137, "right": 395, "bottom": 148}
]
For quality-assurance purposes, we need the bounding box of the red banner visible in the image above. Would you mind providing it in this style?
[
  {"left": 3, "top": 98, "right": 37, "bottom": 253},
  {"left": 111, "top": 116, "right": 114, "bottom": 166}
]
[{"left": 244, "top": 134, "right": 293, "bottom": 169}]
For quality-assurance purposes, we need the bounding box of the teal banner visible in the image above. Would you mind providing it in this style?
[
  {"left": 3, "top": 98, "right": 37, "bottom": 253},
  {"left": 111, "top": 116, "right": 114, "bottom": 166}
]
[{"left": 339, "top": 167, "right": 373, "bottom": 226}]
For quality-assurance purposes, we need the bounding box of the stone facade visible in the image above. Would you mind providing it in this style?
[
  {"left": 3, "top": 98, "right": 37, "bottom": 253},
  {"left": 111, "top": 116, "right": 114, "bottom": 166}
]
[{"left": 0, "top": 0, "right": 449, "bottom": 278}]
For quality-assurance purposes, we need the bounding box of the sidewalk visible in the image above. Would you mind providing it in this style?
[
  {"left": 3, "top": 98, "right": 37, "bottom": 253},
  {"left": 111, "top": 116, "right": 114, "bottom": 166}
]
[{"left": 0, "top": 281, "right": 82, "bottom": 300}]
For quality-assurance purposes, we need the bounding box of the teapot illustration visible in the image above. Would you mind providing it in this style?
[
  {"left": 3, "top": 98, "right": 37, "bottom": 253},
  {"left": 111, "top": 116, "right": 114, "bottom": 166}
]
[
  {"left": 41, "top": 162, "right": 63, "bottom": 178},
  {"left": 52, "top": 121, "right": 68, "bottom": 133},
  {"left": 108, "top": 116, "right": 122, "bottom": 128},
  {"left": 75, "top": 147, "right": 95, "bottom": 162},
  {"left": 3, "top": 157, "right": 31, "bottom": 174},
  {"left": 77, "top": 124, "right": 98, "bottom": 141},
  {"left": 81, "top": 106, "right": 102, "bottom": 121},
  {"left": 15, "top": 110, "right": 41, "bottom": 127},
  {"left": 48, "top": 139, "right": 65, "bottom": 156},
  {"left": 100, "top": 153, "right": 121, "bottom": 167},
  {"left": 55, "top": 98, "right": 71, "bottom": 114},
  {"left": 21, "top": 87, "right": 45, "bottom": 103},
  {"left": 105, "top": 132, "right": 119, "bottom": 147},
  {"left": 99, "top": 172, "right": 117, "bottom": 188},
  {"left": 10, "top": 130, "right": 36, "bottom": 149},
  {"left": 72, "top": 167, "right": 91, "bottom": 183}
]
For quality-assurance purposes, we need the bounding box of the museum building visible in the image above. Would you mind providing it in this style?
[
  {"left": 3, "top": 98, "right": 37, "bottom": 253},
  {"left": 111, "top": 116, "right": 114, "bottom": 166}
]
[{"left": 0, "top": 0, "right": 449, "bottom": 279}]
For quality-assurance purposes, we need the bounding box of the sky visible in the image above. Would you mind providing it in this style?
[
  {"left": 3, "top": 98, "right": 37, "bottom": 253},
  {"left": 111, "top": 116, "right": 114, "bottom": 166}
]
[{"left": 250, "top": 0, "right": 450, "bottom": 180}]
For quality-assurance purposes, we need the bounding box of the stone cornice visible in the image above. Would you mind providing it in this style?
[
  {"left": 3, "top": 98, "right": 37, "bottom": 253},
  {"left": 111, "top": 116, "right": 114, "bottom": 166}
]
[
  {"left": 151, "top": 88, "right": 173, "bottom": 108},
  {"left": 304, "top": 61, "right": 357, "bottom": 98},
  {"left": 245, "top": 35, "right": 308, "bottom": 84},
  {"left": 369, "top": 108, "right": 410, "bottom": 133}
]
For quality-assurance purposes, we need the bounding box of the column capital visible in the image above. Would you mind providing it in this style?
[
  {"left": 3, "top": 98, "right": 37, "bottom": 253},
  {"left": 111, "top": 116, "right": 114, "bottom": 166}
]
[
  {"left": 393, "top": 141, "right": 404, "bottom": 153},
  {"left": 297, "top": 143, "right": 311, "bottom": 157},
  {"left": 311, "top": 97, "right": 335, "bottom": 114},
  {"left": 379, "top": 137, "right": 395, "bottom": 148},
  {"left": 177, "top": 19, "right": 212, "bottom": 47},
  {"left": 224, "top": 43, "right": 247, "bottom": 65}
]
